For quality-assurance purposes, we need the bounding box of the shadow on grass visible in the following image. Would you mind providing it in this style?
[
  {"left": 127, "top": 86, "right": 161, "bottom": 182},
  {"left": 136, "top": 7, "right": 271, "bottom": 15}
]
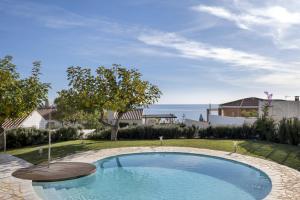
[
  {"left": 239, "top": 140, "right": 300, "bottom": 171},
  {"left": 16, "top": 142, "right": 94, "bottom": 165}
]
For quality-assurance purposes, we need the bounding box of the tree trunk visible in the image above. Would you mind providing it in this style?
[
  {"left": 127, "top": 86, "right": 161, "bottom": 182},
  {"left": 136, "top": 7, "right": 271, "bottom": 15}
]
[
  {"left": 111, "top": 125, "right": 118, "bottom": 141},
  {"left": 110, "top": 113, "right": 124, "bottom": 141}
]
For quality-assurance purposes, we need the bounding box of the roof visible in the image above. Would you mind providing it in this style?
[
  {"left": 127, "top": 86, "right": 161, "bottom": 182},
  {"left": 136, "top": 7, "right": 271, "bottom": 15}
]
[
  {"left": 142, "top": 114, "right": 177, "bottom": 118},
  {"left": 2, "top": 114, "right": 30, "bottom": 129},
  {"left": 115, "top": 109, "right": 143, "bottom": 120},
  {"left": 220, "top": 97, "right": 262, "bottom": 107},
  {"left": 38, "top": 107, "right": 57, "bottom": 120}
]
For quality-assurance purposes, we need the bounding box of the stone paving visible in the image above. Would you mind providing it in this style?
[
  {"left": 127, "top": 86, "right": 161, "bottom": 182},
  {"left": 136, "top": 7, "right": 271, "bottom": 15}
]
[
  {"left": 1, "top": 146, "right": 300, "bottom": 200},
  {"left": 0, "top": 154, "right": 40, "bottom": 200}
]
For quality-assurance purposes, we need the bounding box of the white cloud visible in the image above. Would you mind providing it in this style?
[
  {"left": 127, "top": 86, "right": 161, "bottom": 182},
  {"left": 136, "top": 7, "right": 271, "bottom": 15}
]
[
  {"left": 0, "top": 1, "right": 115, "bottom": 29},
  {"left": 139, "top": 32, "right": 293, "bottom": 71},
  {"left": 255, "top": 73, "right": 300, "bottom": 85},
  {"left": 191, "top": 3, "right": 300, "bottom": 49},
  {"left": 138, "top": 31, "right": 300, "bottom": 87}
]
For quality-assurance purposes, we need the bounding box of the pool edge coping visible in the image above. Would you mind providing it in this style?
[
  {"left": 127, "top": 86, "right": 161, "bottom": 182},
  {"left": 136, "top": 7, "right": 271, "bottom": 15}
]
[
  {"left": 57, "top": 146, "right": 300, "bottom": 200},
  {"left": 2, "top": 147, "right": 300, "bottom": 200}
]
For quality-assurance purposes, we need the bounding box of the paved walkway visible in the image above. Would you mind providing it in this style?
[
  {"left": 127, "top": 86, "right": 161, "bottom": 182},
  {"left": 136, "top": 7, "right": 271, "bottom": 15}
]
[
  {"left": 0, "top": 154, "right": 39, "bottom": 200},
  {"left": 1, "top": 147, "right": 300, "bottom": 200}
]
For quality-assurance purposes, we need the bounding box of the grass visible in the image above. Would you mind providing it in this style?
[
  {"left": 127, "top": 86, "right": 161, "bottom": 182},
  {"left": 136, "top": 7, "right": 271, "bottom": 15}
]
[{"left": 3, "top": 139, "right": 300, "bottom": 171}]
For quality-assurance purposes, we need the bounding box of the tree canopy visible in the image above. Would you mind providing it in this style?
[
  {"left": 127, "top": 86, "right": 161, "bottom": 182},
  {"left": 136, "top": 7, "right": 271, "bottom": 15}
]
[
  {"left": 0, "top": 56, "right": 50, "bottom": 131},
  {"left": 55, "top": 64, "right": 161, "bottom": 140}
]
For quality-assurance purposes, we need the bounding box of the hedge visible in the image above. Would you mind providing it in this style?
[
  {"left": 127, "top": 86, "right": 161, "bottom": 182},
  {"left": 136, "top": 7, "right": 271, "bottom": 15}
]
[
  {"left": 198, "top": 125, "right": 255, "bottom": 139},
  {"left": 88, "top": 119, "right": 300, "bottom": 146},
  {"left": 3, "top": 117, "right": 300, "bottom": 148},
  {"left": 4, "top": 127, "right": 82, "bottom": 148},
  {"left": 278, "top": 118, "right": 300, "bottom": 145},
  {"left": 88, "top": 125, "right": 197, "bottom": 140}
]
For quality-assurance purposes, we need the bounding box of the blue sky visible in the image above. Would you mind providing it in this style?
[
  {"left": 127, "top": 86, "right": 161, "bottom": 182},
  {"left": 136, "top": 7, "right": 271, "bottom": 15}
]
[{"left": 1, "top": 0, "right": 300, "bottom": 104}]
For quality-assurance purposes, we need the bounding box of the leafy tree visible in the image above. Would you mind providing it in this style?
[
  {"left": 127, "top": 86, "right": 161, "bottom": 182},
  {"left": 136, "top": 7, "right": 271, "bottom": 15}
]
[
  {"left": 56, "top": 64, "right": 161, "bottom": 140},
  {"left": 253, "top": 103, "right": 277, "bottom": 142},
  {"left": 0, "top": 56, "right": 50, "bottom": 146},
  {"left": 54, "top": 91, "right": 80, "bottom": 124}
]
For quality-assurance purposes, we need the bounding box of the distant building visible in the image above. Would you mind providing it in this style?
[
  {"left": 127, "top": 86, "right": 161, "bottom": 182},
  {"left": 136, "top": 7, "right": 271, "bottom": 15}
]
[
  {"left": 208, "top": 96, "right": 300, "bottom": 126},
  {"left": 107, "top": 109, "right": 143, "bottom": 126},
  {"left": 107, "top": 109, "right": 178, "bottom": 126},
  {"left": 37, "top": 107, "right": 62, "bottom": 129},
  {"left": 183, "top": 119, "right": 209, "bottom": 129},
  {"left": 218, "top": 97, "right": 260, "bottom": 118},
  {"left": 142, "top": 114, "right": 177, "bottom": 125},
  {"left": 2, "top": 110, "right": 47, "bottom": 130}
]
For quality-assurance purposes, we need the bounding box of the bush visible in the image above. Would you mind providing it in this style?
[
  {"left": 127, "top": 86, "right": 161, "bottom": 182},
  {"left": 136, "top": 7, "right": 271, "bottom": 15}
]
[
  {"left": 278, "top": 118, "right": 300, "bottom": 145},
  {"left": 253, "top": 117, "right": 277, "bottom": 142},
  {"left": 4, "top": 127, "right": 82, "bottom": 148},
  {"left": 51, "top": 127, "right": 82, "bottom": 142},
  {"left": 87, "top": 125, "right": 197, "bottom": 140},
  {"left": 198, "top": 125, "right": 254, "bottom": 139}
]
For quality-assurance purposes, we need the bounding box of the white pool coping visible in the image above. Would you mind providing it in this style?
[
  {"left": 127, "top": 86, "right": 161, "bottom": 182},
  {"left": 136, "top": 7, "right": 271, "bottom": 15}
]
[{"left": 1, "top": 147, "right": 300, "bottom": 200}]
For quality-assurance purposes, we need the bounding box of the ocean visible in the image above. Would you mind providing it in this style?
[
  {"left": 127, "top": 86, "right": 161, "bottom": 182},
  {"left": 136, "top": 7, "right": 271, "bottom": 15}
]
[{"left": 143, "top": 104, "right": 218, "bottom": 121}]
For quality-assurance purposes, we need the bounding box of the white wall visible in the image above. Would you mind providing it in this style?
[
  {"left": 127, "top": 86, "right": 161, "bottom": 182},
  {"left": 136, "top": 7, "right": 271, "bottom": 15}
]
[
  {"left": 259, "top": 100, "right": 300, "bottom": 121},
  {"left": 209, "top": 115, "right": 256, "bottom": 127},
  {"left": 20, "top": 111, "right": 47, "bottom": 129},
  {"left": 184, "top": 119, "right": 209, "bottom": 129}
]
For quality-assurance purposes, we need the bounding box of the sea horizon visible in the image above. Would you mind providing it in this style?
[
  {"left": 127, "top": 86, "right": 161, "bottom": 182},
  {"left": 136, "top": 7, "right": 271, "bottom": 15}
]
[{"left": 144, "top": 104, "right": 218, "bottom": 121}]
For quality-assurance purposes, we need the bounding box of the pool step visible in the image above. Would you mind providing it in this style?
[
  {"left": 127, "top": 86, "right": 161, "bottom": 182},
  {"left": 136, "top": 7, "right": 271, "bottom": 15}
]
[
  {"left": 43, "top": 188, "right": 63, "bottom": 200},
  {"left": 33, "top": 186, "right": 48, "bottom": 200},
  {"left": 34, "top": 186, "right": 96, "bottom": 200}
]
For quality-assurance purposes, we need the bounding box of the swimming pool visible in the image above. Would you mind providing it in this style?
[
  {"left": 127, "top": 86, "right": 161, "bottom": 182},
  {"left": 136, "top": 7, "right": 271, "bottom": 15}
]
[{"left": 33, "top": 152, "right": 272, "bottom": 200}]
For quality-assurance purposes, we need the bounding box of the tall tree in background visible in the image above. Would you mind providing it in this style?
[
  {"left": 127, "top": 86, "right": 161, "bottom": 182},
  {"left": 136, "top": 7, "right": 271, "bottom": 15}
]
[
  {"left": 56, "top": 64, "right": 161, "bottom": 140},
  {"left": 0, "top": 56, "right": 50, "bottom": 144}
]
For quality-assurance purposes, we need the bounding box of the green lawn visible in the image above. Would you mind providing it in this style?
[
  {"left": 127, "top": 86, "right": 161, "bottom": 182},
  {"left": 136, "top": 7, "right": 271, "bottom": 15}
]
[{"left": 4, "top": 139, "right": 300, "bottom": 171}]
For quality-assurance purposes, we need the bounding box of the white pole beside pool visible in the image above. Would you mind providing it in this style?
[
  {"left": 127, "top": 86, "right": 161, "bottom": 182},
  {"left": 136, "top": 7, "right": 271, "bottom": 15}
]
[
  {"left": 3, "top": 131, "right": 6, "bottom": 153},
  {"left": 48, "top": 130, "right": 51, "bottom": 168}
]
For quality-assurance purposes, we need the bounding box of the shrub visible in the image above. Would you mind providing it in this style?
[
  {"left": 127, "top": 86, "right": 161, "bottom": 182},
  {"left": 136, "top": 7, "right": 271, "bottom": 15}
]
[
  {"left": 51, "top": 127, "right": 82, "bottom": 142},
  {"left": 87, "top": 125, "right": 197, "bottom": 140},
  {"left": 198, "top": 125, "right": 254, "bottom": 139},
  {"left": 278, "top": 118, "right": 300, "bottom": 145},
  {"left": 253, "top": 117, "right": 277, "bottom": 142},
  {"left": 4, "top": 127, "right": 82, "bottom": 148},
  {"left": 5, "top": 128, "right": 48, "bottom": 148}
]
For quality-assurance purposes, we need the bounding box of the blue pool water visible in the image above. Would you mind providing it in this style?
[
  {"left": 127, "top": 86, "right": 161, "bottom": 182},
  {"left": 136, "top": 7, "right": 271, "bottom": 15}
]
[{"left": 33, "top": 153, "right": 272, "bottom": 200}]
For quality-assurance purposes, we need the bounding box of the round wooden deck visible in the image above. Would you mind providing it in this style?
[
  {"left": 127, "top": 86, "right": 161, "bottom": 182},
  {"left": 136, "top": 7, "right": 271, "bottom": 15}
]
[{"left": 12, "top": 162, "right": 96, "bottom": 182}]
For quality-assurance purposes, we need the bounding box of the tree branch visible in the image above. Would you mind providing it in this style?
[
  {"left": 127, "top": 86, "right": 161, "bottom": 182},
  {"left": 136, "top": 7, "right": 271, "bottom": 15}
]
[{"left": 99, "top": 111, "right": 114, "bottom": 127}]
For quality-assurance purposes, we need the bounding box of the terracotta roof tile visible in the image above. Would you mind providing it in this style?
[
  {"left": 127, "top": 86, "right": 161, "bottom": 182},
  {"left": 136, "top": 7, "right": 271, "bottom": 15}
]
[
  {"left": 220, "top": 97, "right": 262, "bottom": 107},
  {"left": 114, "top": 109, "right": 143, "bottom": 120},
  {"left": 2, "top": 115, "right": 29, "bottom": 129},
  {"left": 37, "top": 108, "right": 57, "bottom": 120}
]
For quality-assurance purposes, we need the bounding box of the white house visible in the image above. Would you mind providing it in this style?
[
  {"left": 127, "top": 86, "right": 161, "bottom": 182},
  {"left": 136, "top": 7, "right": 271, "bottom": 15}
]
[
  {"left": 142, "top": 114, "right": 177, "bottom": 125},
  {"left": 107, "top": 109, "right": 143, "bottom": 126},
  {"left": 208, "top": 96, "right": 300, "bottom": 127},
  {"left": 38, "top": 107, "right": 62, "bottom": 129},
  {"left": 2, "top": 110, "right": 48, "bottom": 130}
]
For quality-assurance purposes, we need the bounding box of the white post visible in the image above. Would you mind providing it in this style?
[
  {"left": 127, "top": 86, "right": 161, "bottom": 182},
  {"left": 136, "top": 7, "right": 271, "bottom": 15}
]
[
  {"left": 159, "top": 136, "right": 163, "bottom": 146},
  {"left": 3, "top": 131, "right": 6, "bottom": 153},
  {"left": 48, "top": 131, "right": 51, "bottom": 168}
]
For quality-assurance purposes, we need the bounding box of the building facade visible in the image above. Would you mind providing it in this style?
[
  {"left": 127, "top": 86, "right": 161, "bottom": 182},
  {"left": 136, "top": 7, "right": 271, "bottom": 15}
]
[
  {"left": 208, "top": 97, "right": 300, "bottom": 126},
  {"left": 2, "top": 110, "right": 48, "bottom": 130}
]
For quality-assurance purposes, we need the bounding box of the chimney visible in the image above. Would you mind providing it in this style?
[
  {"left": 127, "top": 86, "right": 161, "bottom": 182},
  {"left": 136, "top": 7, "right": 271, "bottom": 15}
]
[{"left": 295, "top": 96, "right": 299, "bottom": 101}]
